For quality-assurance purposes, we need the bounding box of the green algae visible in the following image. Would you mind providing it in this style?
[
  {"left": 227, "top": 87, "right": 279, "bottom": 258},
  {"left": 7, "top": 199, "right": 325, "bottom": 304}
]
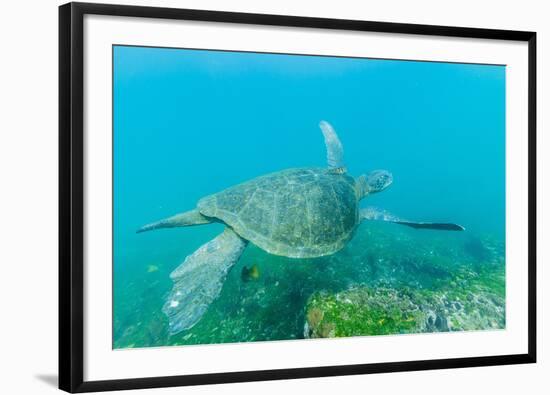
[
  {"left": 305, "top": 261, "right": 505, "bottom": 339},
  {"left": 306, "top": 288, "right": 425, "bottom": 338}
]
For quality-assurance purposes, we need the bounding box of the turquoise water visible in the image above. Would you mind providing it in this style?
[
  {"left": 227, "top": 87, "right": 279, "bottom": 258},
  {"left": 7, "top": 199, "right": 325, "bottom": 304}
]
[{"left": 113, "top": 46, "right": 505, "bottom": 348}]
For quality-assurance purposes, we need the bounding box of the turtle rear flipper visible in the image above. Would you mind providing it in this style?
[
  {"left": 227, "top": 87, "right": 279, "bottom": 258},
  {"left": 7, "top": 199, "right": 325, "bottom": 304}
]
[
  {"left": 163, "top": 228, "right": 247, "bottom": 334},
  {"left": 137, "top": 209, "right": 212, "bottom": 233},
  {"left": 360, "top": 207, "right": 465, "bottom": 231}
]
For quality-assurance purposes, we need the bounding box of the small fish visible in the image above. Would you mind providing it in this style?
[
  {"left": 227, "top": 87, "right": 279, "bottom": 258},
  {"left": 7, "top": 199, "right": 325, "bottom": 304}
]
[
  {"left": 241, "top": 264, "right": 260, "bottom": 282},
  {"left": 147, "top": 264, "right": 159, "bottom": 273}
]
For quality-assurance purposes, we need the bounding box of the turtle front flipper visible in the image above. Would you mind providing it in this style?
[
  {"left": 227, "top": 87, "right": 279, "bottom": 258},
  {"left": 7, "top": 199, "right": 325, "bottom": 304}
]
[
  {"left": 162, "top": 228, "right": 247, "bottom": 334},
  {"left": 319, "top": 121, "right": 347, "bottom": 174},
  {"left": 360, "top": 207, "right": 465, "bottom": 231},
  {"left": 137, "top": 209, "right": 212, "bottom": 233}
]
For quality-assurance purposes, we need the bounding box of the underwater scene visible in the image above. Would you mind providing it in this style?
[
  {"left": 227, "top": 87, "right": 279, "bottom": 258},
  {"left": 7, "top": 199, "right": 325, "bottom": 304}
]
[{"left": 113, "top": 45, "right": 505, "bottom": 348}]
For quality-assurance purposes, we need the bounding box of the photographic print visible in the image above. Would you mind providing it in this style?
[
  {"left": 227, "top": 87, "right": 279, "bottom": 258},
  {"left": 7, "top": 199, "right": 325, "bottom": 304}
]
[{"left": 113, "top": 45, "right": 505, "bottom": 349}]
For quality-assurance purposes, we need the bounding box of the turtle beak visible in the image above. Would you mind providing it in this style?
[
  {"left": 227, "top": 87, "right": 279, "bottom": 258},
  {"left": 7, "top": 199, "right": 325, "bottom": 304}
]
[{"left": 384, "top": 173, "right": 393, "bottom": 190}]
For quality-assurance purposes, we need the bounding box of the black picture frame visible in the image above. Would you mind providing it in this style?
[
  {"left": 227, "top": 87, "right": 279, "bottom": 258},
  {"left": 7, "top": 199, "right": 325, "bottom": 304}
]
[{"left": 59, "top": 2, "right": 537, "bottom": 393}]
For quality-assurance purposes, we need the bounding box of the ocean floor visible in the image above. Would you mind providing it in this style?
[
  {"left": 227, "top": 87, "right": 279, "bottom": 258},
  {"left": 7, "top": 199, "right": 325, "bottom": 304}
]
[{"left": 113, "top": 222, "right": 505, "bottom": 349}]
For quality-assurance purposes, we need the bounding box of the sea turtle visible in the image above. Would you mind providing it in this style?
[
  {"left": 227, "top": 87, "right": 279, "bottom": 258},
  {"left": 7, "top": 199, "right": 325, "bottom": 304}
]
[{"left": 138, "top": 121, "right": 464, "bottom": 334}]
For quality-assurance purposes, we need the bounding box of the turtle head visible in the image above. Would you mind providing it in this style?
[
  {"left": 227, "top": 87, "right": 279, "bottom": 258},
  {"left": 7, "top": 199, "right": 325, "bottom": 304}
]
[{"left": 356, "top": 170, "right": 393, "bottom": 199}]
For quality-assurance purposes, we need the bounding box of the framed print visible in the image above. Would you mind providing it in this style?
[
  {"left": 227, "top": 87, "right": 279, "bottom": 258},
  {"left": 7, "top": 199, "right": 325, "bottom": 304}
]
[{"left": 59, "top": 2, "right": 537, "bottom": 392}]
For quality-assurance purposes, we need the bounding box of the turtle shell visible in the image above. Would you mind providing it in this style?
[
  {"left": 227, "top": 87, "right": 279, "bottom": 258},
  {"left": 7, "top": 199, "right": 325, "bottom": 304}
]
[{"left": 197, "top": 168, "right": 359, "bottom": 258}]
